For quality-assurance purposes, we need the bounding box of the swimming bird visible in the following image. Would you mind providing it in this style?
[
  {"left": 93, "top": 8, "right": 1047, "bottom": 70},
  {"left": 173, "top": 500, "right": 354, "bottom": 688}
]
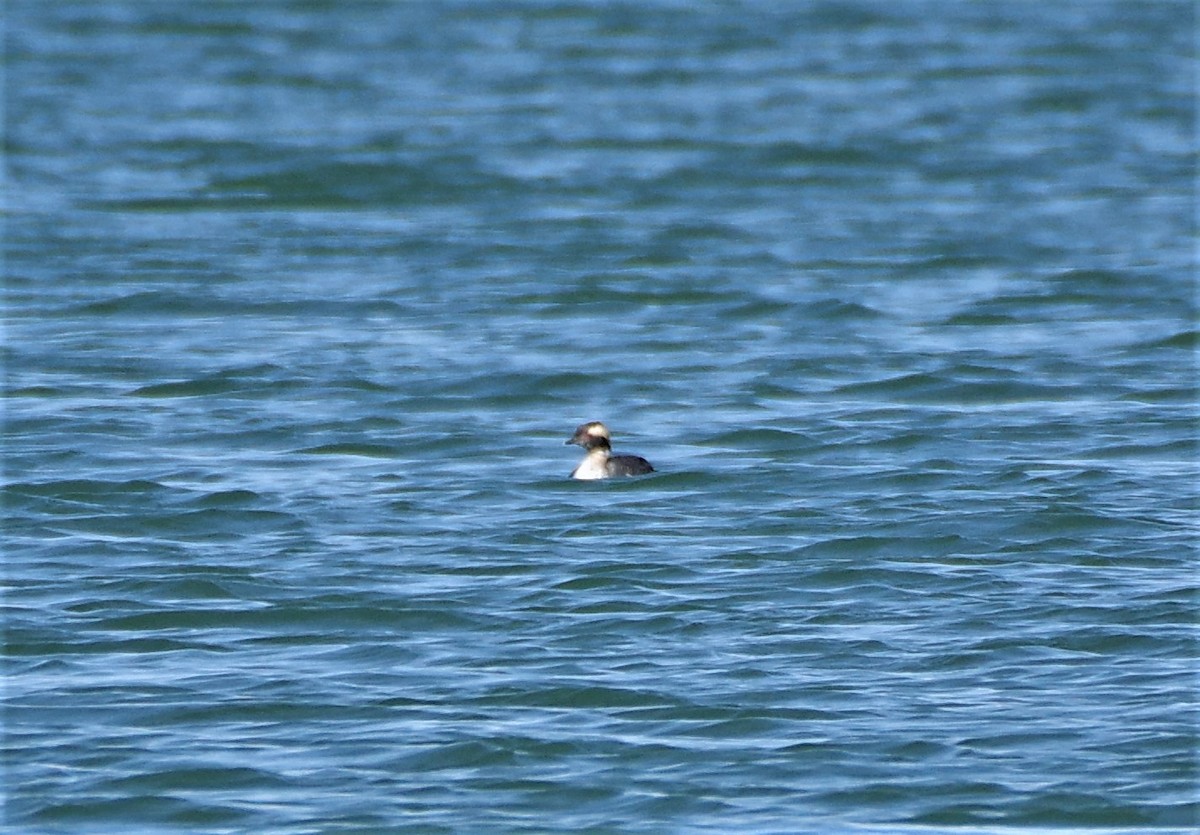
[{"left": 565, "top": 421, "right": 654, "bottom": 480}]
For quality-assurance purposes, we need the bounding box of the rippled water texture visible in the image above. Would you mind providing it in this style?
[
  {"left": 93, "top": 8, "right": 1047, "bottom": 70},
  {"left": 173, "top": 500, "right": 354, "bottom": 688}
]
[{"left": 5, "top": 1, "right": 1197, "bottom": 831}]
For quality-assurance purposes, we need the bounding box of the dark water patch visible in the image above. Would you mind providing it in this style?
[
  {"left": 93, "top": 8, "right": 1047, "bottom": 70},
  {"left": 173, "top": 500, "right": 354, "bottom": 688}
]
[
  {"left": 5, "top": 478, "right": 175, "bottom": 507},
  {"left": 296, "top": 442, "right": 399, "bottom": 458},
  {"left": 919, "top": 791, "right": 1184, "bottom": 828},
  {"left": 30, "top": 794, "right": 245, "bottom": 828},
  {"left": 1048, "top": 266, "right": 1144, "bottom": 293},
  {"left": 833, "top": 370, "right": 1080, "bottom": 405},
  {"left": 1039, "top": 628, "right": 1184, "bottom": 658},
  {"left": 334, "top": 375, "right": 394, "bottom": 393},
  {"left": 390, "top": 739, "right": 525, "bottom": 773},
  {"left": 834, "top": 372, "right": 944, "bottom": 398},
  {"left": 72, "top": 288, "right": 411, "bottom": 320},
  {"left": 1115, "top": 385, "right": 1196, "bottom": 405},
  {"left": 74, "top": 289, "right": 231, "bottom": 316},
  {"left": 43, "top": 507, "right": 303, "bottom": 542},
  {"left": 747, "top": 140, "right": 883, "bottom": 169},
  {"left": 558, "top": 281, "right": 746, "bottom": 309},
  {"left": 204, "top": 156, "right": 520, "bottom": 208},
  {"left": 5, "top": 634, "right": 224, "bottom": 657},
  {"left": 479, "top": 684, "right": 680, "bottom": 711},
  {"left": 945, "top": 292, "right": 1138, "bottom": 324},
  {"left": 63, "top": 597, "right": 159, "bottom": 615},
  {"left": 1081, "top": 435, "right": 1196, "bottom": 459},
  {"left": 130, "top": 365, "right": 294, "bottom": 399},
  {"left": 701, "top": 426, "right": 816, "bottom": 453},
  {"left": 1131, "top": 328, "right": 1197, "bottom": 352},
  {"left": 135, "top": 576, "right": 256, "bottom": 602},
  {"left": 649, "top": 218, "right": 759, "bottom": 244},
  {"left": 104, "top": 765, "right": 291, "bottom": 796},
  {"left": 7, "top": 384, "right": 73, "bottom": 398},
  {"left": 191, "top": 488, "right": 263, "bottom": 508},
  {"left": 942, "top": 310, "right": 1024, "bottom": 327},
  {"left": 87, "top": 599, "right": 498, "bottom": 635},
  {"left": 805, "top": 297, "right": 885, "bottom": 321},
  {"left": 794, "top": 536, "right": 897, "bottom": 560}
]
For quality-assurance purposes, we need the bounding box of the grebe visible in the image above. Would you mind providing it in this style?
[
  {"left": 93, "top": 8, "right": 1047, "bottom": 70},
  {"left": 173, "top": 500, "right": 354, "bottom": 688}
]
[{"left": 565, "top": 421, "right": 654, "bottom": 480}]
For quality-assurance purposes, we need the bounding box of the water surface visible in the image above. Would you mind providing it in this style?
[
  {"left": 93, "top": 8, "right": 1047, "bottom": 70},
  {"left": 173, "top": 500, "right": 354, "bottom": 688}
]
[{"left": 5, "top": 1, "right": 1197, "bottom": 831}]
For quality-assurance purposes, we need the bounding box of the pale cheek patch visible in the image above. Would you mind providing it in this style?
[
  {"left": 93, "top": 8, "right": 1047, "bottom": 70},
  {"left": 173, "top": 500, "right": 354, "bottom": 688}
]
[{"left": 583, "top": 422, "right": 610, "bottom": 440}]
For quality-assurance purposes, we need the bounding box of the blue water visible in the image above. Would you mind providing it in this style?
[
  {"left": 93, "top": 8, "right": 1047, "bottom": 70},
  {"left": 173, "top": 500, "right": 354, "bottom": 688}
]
[{"left": 5, "top": 1, "right": 1197, "bottom": 831}]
